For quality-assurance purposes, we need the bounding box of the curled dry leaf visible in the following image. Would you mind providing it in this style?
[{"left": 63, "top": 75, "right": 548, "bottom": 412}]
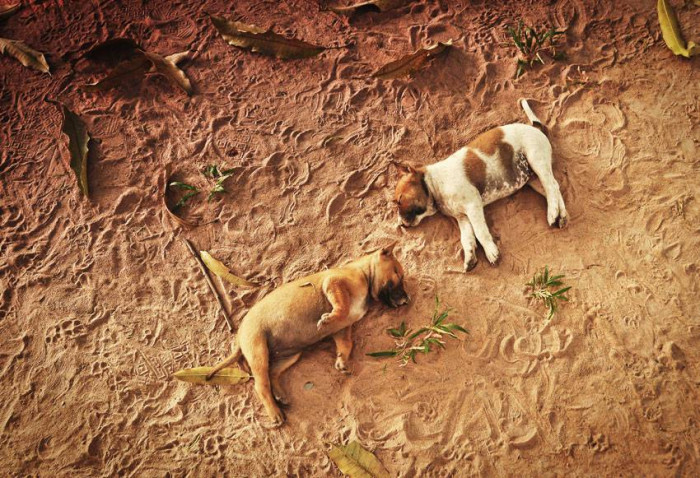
[
  {"left": 329, "top": 0, "right": 406, "bottom": 15},
  {"left": 163, "top": 167, "right": 197, "bottom": 228},
  {"left": 83, "top": 40, "right": 193, "bottom": 94},
  {"left": 328, "top": 441, "right": 390, "bottom": 478},
  {"left": 200, "top": 251, "right": 256, "bottom": 287},
  {"left": 0, "top": 37, "right": 49, "bottom": 73},
  {"left": 373, "top": 40, "right": 452, "bottom": 79},
  {"left": 0, "top": 2, "right": 20, "bottom": 20},
  {"left": 173, "top": 366, "right": 250, "bottom": 386},
  {"left": 49, "top": 100, "right": 90, "bottom": 197},
  {"left": 209, "top": 14, "right": 325, "bottom": 59},
  {"left": 657, "top": 0, "right": 699, "bottom": 58}
]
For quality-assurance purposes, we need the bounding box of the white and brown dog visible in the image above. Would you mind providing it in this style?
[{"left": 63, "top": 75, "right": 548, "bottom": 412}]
[{"left": 394, "top": 99, "right": 568, "bottom": 271}]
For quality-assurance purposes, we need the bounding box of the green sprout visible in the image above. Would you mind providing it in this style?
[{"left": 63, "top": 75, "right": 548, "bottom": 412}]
[
  {"left": 368, "top": 296, "right": 468, "bottom": 366},
  {"left": 168, "top": 181, "right": 199, "bottom": 210},
  {"left": 526, "top": 266, "right": 571, "bottom": 320},
  {"left": 505, "top": 21, "right": 566, "bottom": 78},
  {"left": 202, "top": 164, "right": 235, "bottom": 201}
]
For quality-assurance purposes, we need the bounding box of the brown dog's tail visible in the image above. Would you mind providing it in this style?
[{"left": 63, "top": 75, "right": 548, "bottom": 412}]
[
  {"left": 520, "top": 99, "right": 549, "bottom": 137},
  {"left": 206, "top": 341, "right": 242, "bottom": 380}
]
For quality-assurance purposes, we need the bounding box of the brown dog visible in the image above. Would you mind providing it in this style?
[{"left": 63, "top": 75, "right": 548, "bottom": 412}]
[{"left": 206, "top": 247, "right": 409, "bottom": 426}]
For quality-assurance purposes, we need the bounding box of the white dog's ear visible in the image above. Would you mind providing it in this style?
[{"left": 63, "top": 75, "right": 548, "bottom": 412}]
[{"left": 391, "top": 161, "right": 415, "bottom": 175}]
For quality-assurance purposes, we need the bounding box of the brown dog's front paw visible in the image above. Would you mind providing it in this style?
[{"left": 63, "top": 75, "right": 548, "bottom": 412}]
[
  {"left": 334, "top": 356, "right": 350, "bottom": 374},
  {"left": 317, "top": 313, "right": 331, "bottom": 329},
  {"left": 268, "top": 407, "right": 286, "bottom": 427}
]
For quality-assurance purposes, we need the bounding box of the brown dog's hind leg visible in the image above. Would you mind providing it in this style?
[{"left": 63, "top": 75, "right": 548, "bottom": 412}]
[
  {"left": 332, "top": 327, "right": 353, "bottom": 374},
  {"left": 269, "top": 352, "right": 302, "bottom": 405},
  {"left": 206, "top": 342, "right": 241, "bottom": 380},
  {"left": 245, "top": 333, "right": 285, "bottom": 426},
  {"left": 317, "top": 276, "right": 350, "bottom": 329}
]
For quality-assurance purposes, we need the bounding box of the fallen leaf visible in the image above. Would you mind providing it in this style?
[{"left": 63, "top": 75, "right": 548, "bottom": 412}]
[
  {"left": 144, "top": 50, "right": 193, "bottom": 95},
  {"left": 163, "top": 167, "right": 197, "bottom": 228},
  {"left": 210, "top": 14, "right": 325, "bottom": 59},
  {"left": 373, "top": 40, "right": 452, "bottom": 79},
  {"left": 0, "top": 37, "right": 49, "bottom": 73},
  {"left": 200, "top": 251, "right": 256, "bottom": 287},
  {"left": 50, "top": 101, "right": 90, "bottom": 197},
  {"left": 0, "top": 2, "right": 20, "bottom": 20},
  {"left": 328, "top": 441, "right": 390, "bottom": 478},
  {"left": 304, "top": 381, "right": 314, "bottom": 390},
  {"left": 329, "top": 0, "right": 406, "bottom": 15},
  {"left": 657, "top": 0, "right": 699, "bottom": 58},
  {"left": 173, "top": 366, "right": 250, "bottom": 386},
  {"left": 83, "top": 53, "right": 152, "bottom": 91}
]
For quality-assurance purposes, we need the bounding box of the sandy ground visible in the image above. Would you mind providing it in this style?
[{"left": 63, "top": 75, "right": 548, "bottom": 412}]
[{"left": 1, "top": 0, "right": 700, "bottom": 476}]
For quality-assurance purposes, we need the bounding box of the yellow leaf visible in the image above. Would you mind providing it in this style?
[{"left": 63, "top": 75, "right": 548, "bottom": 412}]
[
  {"left": 48, "top": 100, "right": 90, "bottom": 197},
  {"left": 657, "top": 0, "right": 699, "bottom": 58},
  {"left": 173, "top": 366, "right": 250, "bottom": 386},
  {"left": 145, "top": 50, "right": 193, "bottom": 95},
  {"left": 0, "top": 37, "right": 49, "bottom": 73},
  {"left": 329, "top": 0, "right": 406, "bottom": 15},
  {"left": 200, "top": 251, "right": 256, "bottom": 287},
  {"left": 328, "top": 441, "right": 390, "bottom": 478},
  {"left": 0, "top": 2, "right": 20, "bottom": 20}
]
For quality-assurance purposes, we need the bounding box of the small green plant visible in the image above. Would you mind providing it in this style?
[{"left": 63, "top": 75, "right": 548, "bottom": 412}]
[
  {"left": 526, "top": 266, "right": 571, "bottom": 320},
  {"left": 203, "top": 164, "right": 235, "bottom": 201},
  {"left": 368, "top": 296, "right": 468, "bottom": 366},
  {"left": 169, "top": 181, "right": 199, "bottom": 210},
  {"left": 505, "top": 21, "right": 566, "bottom": 78}
]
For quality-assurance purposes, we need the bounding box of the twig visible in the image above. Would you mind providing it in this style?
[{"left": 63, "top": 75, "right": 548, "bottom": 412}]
[{"left": 182, "top": 237, "right": 233, "bottom": 332}]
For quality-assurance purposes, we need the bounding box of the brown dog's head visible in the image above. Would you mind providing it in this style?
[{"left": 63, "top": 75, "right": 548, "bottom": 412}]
[
  {"left": 370, "top": 245, "right": 410, "bottom": 308},
  {"left": 393, "top": 163, "right": 437, "bottom": 227}
]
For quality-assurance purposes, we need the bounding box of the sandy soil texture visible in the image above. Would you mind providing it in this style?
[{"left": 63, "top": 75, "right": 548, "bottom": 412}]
[{"left": 1, "top": 0, "right": 700, "bottom": 476}]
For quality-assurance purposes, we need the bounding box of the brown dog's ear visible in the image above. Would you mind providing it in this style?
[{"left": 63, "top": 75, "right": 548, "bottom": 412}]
[
  {"left": 381, "top": 242, "right": 397, "bottom": 256},
  {"left": 391, "top": 161, "right": 416, "bottom": 175}
]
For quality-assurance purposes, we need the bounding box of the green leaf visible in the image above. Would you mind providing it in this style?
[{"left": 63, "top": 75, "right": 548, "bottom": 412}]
[
  {"left": 367, "top": 350, "right": 398, "bottom": 358},
  {"left": 328, "top": 441, "right": 390, "bottom": 478},
  {"left": 0, "top": 37, "right": 50, "bottom": 73},
  {"left": 373, "top": 40, "right": 452, "bottom": 79},
  {"left": 173, "top": 366, "right": 250, "bottom": 386},
  {"left": 51, "top": 101, "right": 90, "bottom": 197},
  {"left": 169, "top": 181, "right": 197, "bottom": 191},
  {"left": 657, "top": 0, "right": 700, "bottom": 58},
  {"left": 210, "top": 14, "right": 325, "bottom": 59},
  {"left": 449, "top": 324, "right": 469, "bottom": 334},
  {"left": 173, "top": 191, "right": 198, "bottom": 210},
  {"left": 408, "top": 327, "right": 429, "bottom": 340}
]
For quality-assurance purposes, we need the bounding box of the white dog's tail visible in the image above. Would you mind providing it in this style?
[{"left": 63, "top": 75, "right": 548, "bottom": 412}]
[{"left": 520, "top": 99, "right": 548, "bottom": 136}]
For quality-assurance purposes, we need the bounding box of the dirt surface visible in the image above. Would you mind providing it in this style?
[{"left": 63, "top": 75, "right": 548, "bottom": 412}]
[{"left": 2, "top": 0, "right": 700, "bottom": 476}]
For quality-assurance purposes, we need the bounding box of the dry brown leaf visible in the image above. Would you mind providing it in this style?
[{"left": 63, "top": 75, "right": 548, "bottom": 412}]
[
  {"left": 657, "top": 0, "right": 699, "bottom": 58},
  {"left": 145, "top": 50, "right": 192, "bottom": 95},
  {"left": 200, "top": 251, "right": 256, "bottom": 287},
  {"left": 373, "top": 40, "right": 452, "bottom": 79},
  {"left": 0, "top": 2, "right": 20, "bottom": 20},
  {"left": 328, "top": 441, "right": 391, "bottom": 478},
  {"left": 329, "top": 0, "right": 406, "bottom": 15},
  {"left": 0, "top": 37, "right": 49, "bottom": 73},
  {"left": 163, "top": 167, "right": 197, "bottom": 228},
  {"left": 84, "top": 42, "right": 193, "bottom": 94},
  {"left": 210, "top": 14, "right": 325, "bottom": 59},
  {"left": 49, "top": 100, "right": 90, "bottom": 197},
  {"left": 173, "top": 366, "right": 250, "bottom": 386}
]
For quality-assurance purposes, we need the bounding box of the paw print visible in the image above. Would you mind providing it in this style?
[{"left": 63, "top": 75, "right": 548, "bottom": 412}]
[
  {"left": 45, "top": 319, "right": 86, "bottom": 344},
  {"left": 202, "top": 434, "right": 227, "bottom": 457}
]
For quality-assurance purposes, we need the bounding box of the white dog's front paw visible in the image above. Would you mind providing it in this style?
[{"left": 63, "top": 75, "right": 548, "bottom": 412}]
[
  {"left": 463, "top": 255, "right": 478, "bottom": 272},
  {"left": 483, "top": 242, "right": 500, "bottom": 265},
  {"left": 317, "top": 313, "right": 331, "bottom": 329}
]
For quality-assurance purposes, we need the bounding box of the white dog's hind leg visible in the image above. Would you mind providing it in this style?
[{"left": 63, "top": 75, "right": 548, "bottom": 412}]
[
  {"left": 457, "top": 217, "right": 478, "bottom": 271},
  {"left": 465, "top": 202, "right": 500, "bottom": 264},
  {"left": 525, "top": 154, "right": 568, "bottom": 228}
]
